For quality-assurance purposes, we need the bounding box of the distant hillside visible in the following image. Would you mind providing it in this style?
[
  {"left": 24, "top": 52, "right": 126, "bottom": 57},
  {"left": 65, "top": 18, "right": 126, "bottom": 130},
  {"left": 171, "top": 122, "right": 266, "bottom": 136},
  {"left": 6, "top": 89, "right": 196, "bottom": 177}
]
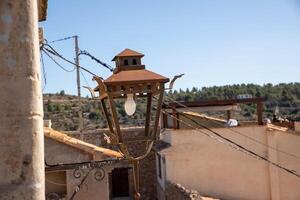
[
  {"left": 43, "top": 92, "right": 148, "bottom": 131},
  {"left": 43, "top": 83, "right": 300, "bottom": 131},
  {"left": 168, "top": 82, "right": 300, "bottom": 121}
]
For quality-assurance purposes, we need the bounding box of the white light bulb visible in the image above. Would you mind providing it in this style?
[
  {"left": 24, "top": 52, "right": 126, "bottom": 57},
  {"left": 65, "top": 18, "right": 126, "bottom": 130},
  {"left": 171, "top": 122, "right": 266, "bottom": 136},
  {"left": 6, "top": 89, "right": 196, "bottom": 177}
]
[{"left": 124, "top": 93, "right": 136, "bottom": 116}]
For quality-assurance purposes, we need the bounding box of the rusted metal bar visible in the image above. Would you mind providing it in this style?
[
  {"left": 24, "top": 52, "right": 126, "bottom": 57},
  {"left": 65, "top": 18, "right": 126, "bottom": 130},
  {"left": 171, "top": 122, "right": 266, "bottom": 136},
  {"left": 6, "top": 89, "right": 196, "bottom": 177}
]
[
  {"left": 163, "top": 97, "right": 264, "bottom": 109},
  {"left": 226, "top": 110, "right": 231, "bottom": 120},
  {"left": 176, "top": 112, "right": 180, "bottom": 129},
  {"left": 100, "top": 99, "right": 114, "bottom": 134},
  {"left": 152, "top": 86, "right": 164, "bottom": 139},
  {"left": 145, "top": 93, "right": 152, "bottom": 136},
  {"left": 257, "top": 101, "right": 263, "bottom": 125},
  {"left": 162, "top": 112, "right": 168, "bottom": 128},
  {"left": 172, "top": 107, "right": 177, "bottom": 129},
  {"left": 133, "top": 160, "right": 140, "bottom": 200},
  {"left": 107, "top": 95, "right": 123, "bottom": 143}
]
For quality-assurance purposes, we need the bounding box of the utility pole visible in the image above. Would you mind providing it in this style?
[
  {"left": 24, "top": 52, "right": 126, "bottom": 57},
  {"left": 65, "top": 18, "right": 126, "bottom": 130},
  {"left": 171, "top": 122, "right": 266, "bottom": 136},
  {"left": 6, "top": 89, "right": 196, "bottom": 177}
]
[
  {"left": 74, "top": 36, "right": 83, "bottom": 135},
  {"left": 75, "top": 36, "right": 81, "bottom": 98}
]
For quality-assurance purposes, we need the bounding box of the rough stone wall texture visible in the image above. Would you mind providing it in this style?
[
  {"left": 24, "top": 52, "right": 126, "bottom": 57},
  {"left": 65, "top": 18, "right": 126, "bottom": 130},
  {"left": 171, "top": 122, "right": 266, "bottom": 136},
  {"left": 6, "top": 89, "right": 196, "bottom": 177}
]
[
  {"left": 66, "top": 128, "right": 157, "bottom": 200},
  {"left": 165, "top": 182, "right": 219, "bottom": 200},
  {"left": 0, "top": 0, "right": 45, "bottom": 199}
]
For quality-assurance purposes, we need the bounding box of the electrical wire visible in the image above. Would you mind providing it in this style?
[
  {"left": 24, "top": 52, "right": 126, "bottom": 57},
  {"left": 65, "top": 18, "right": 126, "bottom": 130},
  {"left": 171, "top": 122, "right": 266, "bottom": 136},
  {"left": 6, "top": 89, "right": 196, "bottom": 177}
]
[
  {"left": 50, "top": 35, "right": 76, "bottom": 43},
  {"left": 42, "top": 50, "right": 76, "bottom": 72},
  {"left": 80, "top": 69, "right": 91, "bottom": 88},
  {"left": 40, "top": 52, "right": 47, "bottom": 91},
  {"left": 41, "top": 43, "right": 100, "bottom": 78},
  {"left": 163, "top": 95, "right": 300, "bottom": 160},
  {"left": 154, "top": 97, "right": 300, "bottom": 179},
  {"left": 79, "top": 50, "right": 114, "bottom": 72}
]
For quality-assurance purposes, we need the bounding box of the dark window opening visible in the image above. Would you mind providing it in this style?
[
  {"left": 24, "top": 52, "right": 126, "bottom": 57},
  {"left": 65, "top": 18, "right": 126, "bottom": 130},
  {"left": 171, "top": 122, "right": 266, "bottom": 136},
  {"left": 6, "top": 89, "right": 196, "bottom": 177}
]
[
  {"left": 124, "top": 59, "right": 129, "bottom": 66},
  {"left": 132, "top": 59, "right": 137, "bottom": 65},
  {"left": 111, "top": 168, "right": 129, "bottom": 197},
  {"left": 157, "top": 154, "right": 162, "bottom": 179}
]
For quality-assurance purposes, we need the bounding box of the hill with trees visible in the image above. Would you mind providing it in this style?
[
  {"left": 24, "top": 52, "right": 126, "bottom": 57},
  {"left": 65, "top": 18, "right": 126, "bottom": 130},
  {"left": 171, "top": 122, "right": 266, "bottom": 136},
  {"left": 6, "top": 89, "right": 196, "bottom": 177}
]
[
  {"left": 168, "top": 82, "right": 300, "bottom": 121},
  {"left": 43, "top": 82, "right": 300, "bottom": 131}
]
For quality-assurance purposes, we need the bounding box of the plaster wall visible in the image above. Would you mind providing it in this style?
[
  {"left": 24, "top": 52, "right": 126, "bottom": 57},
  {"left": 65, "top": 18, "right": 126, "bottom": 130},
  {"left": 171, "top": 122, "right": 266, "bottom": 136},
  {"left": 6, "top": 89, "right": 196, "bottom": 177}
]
[
  {"left": 45, "top": 137, "right": 111, "bottom": 199},
  {"left": 45, "top": 138, "right": 91, "bottom": 165},
  {"left": 159, "top": 126, "right": 300, "bottom": 200},
  {"left": 45, "top": 127, "right": 157, "bottom": 200},
  {"left": 66, "top": 169, "right": 110, "bottom": 200}
]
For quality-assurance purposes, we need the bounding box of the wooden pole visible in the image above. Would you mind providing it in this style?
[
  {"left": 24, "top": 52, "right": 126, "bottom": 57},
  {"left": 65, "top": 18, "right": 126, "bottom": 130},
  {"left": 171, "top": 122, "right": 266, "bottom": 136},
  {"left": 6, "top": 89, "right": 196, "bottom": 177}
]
[
  {"left": 74, "top": 36, "right": 83, "bottom": 134},
  {"left": 257, "top": 102, "right": 263, "bottom": 125}
]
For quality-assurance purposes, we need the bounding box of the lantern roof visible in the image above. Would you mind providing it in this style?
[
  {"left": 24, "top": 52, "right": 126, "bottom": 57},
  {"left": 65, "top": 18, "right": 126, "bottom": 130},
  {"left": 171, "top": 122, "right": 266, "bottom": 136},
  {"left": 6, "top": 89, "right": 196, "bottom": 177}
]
[
  {"left": 112, "top": 48, "right": 144, "bottom": 61},
  {"left": 104, "top": 69, "right": 169, "bottom": 86}
]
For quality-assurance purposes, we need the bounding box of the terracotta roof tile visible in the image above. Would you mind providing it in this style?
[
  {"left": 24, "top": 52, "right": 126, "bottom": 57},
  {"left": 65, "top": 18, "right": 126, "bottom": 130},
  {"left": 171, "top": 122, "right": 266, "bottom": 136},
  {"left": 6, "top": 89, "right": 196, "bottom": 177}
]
[
  {"left": 104, "top": 69, "right": 169, "bottom": 85},
  {"left": 44, "top": 127, "right": 123, "bottom": 158},
  {"left": 112, "top": 48, "right": 144, "bottom": 61}
]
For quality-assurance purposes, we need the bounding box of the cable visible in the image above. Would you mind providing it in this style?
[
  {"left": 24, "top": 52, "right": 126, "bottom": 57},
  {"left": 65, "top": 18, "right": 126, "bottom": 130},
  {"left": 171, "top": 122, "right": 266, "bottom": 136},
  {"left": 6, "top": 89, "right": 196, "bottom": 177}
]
[
  {"left": 80, "top": 69, "right": 91, "bottom": 88},
  {"left": 154, "top": 98, "right": 300, "bottom": 179},
  {"left": 163, "top": 95, "right": 300, "bottom": 160},
  {"left": 50, "top": 35, "right": 76, "bottom": 43},
  {"left": 42, "top": 50, "right": 76, "bottom": 72},
  {"left": 79, "top": 50, "right": 114, "bottom": 72},
  {"left": 42, "top": 44, "right": 100, "bottom": 78},
  {"left": 40, "top": 52, "right": 47, "bottom": 91}
]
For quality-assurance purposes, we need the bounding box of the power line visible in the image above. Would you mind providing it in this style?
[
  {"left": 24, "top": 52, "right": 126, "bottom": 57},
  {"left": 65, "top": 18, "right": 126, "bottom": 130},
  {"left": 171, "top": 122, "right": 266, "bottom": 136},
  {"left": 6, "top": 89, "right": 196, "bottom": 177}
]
[
  {"left": 80, "top": 69, "right": 91, "bottom": 88},
  {"left": 50, "top": 35, "right": 76, "bottom": 43},
  {"left": 40, "top": 52, "right": 47, "bottom": 91},
  {"left": 79, "top": 50, "right": 114, "bottom": 72},
  {"left": 156, "top": 98, "right": 300, "bottom": 179},
  {"left": 42, "top": 50, "right": 76, "bottom": 72},
  {"left": 163, "top": 95, "right": 300, "bottom": 160},
  {"left": 41, "top": 43, "right": 100, "bottom": 78}
]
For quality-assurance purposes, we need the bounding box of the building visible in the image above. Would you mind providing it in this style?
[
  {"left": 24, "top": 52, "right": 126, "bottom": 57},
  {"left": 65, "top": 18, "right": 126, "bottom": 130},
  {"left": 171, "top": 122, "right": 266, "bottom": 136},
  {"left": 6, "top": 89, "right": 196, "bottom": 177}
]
[
  {"left": 156, "top": 98, "right": 300, "bottom": 200},
  {"left": 44, "top": 126, "right": 157, "bottom": 200}
]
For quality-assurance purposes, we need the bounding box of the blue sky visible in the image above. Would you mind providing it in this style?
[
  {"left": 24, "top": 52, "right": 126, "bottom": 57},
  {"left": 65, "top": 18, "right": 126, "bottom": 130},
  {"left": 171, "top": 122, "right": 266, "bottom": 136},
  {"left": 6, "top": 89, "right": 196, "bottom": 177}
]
[{"left": 41, "top": 0, "right": 300, "bottom": 96}]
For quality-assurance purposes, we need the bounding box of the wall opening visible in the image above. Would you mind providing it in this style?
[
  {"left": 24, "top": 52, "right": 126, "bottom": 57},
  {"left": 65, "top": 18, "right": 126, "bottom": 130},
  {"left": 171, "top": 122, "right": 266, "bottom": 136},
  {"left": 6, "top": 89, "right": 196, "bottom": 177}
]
[
  {"left": 124, "top": 59, "right": 129, "bottom": 66},
  {"left": 111, "top": 168, "right": 130, "bottom": 198},
  {"left": 45, "top": 171, "right": 67, "bottom": 199},
  {"left": 132, "top": 59, "right": 137, "bottom": 65},
  {"left": 157, "top": 154, "right": 162, "bottom": 179}
]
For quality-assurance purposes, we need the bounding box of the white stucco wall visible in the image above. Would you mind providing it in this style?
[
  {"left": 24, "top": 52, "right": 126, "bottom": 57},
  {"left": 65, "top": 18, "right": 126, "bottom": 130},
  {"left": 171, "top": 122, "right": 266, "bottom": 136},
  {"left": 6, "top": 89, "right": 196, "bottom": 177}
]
[{"left": 159, "top": 126, "right": 300, "bottom": 200}]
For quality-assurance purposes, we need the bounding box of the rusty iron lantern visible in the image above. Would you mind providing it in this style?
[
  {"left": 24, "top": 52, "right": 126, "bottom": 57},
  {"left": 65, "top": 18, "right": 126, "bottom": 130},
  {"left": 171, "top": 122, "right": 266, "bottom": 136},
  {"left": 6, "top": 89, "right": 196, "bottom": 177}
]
[{"left": 93, "top": 49, "right": 169, "bottom": 199}]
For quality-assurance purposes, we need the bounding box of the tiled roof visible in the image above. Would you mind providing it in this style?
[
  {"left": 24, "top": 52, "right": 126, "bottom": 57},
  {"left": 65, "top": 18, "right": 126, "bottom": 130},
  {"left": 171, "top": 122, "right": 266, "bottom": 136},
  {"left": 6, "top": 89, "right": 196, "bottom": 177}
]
[
  {"left": 104, "top": 69, "right": 169, "bottom": 85},
  {"left": 112, "top": 48, "right": 144, "bottom": 61},
  {"left": 44, "top": 127, "right": 123, "bottom": 159}
]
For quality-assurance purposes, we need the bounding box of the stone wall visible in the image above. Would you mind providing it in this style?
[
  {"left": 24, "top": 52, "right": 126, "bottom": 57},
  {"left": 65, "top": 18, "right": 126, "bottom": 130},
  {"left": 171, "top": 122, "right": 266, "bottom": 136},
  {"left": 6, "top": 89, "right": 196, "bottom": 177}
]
[{"left": 165, "top": 182, "right": 218, "bottom": 200}]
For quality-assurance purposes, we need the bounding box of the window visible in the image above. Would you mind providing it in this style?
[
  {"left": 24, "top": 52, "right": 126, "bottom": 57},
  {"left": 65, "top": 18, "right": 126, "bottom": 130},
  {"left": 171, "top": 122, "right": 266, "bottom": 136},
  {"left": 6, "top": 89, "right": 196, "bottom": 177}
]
[
  {"left": 111, "top": 168, "right": 129, "bottom": 197},
  {"left": 157, "top": 154, "right": 162, "bottom": 179},
  {"left": 124, "top": 59, "right": 129, "bottom": 66},
  {"left": 132, "top": 59, "right": 137, "bottom": 65}
]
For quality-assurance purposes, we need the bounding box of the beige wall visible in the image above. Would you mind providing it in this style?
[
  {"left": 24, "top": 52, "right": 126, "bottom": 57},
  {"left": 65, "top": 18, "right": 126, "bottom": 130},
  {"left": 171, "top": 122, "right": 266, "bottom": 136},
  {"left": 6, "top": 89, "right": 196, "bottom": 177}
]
[
  {"left": 45, "top": 171, "right": 66, "bottom": 196},
  {"left": 66, "top": 168, "right": 110, "bottom": 200},
  {"left": 45, "top": 138, "right": 110, "bottom": 199},
  {"left": 159, "top": 126, "right": 300, "bottom": 200},
  {"left": 45, "top": 137, "right": 135, "bottom": 200},
  {"left": 45, "top": 138, "right": 91, "bottom": 165}
]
